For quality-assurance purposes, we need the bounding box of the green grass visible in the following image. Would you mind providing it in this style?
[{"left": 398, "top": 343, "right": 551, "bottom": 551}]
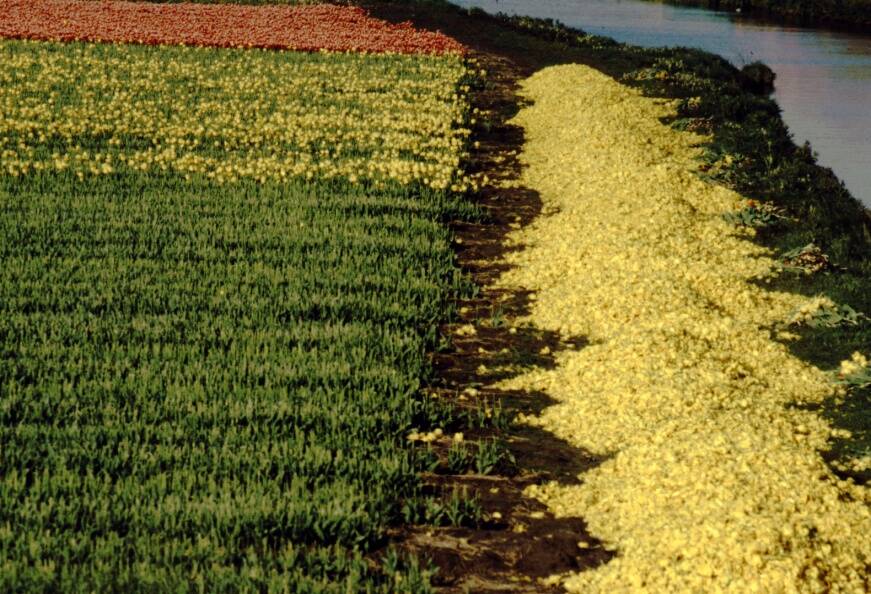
[{"left": 0, "top": 38, "right": 478, "bottom": 591}]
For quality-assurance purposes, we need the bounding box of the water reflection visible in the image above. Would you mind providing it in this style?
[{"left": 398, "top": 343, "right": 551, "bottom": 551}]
[{"left": 452, "top": 0, "right": 871, "bottom": 206}]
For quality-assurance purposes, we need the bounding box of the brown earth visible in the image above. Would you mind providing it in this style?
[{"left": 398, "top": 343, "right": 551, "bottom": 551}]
[{"left": 362, "top": 3, "right": 625, "bottom": 591}]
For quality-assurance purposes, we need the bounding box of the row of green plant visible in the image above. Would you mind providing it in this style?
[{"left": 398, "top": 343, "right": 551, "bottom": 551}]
[
  {"left": 0, "top": 36, "right": 486, "bottom": 590},
  {"left": 0, "top": 172, "right": 478, "bottom": 591}
]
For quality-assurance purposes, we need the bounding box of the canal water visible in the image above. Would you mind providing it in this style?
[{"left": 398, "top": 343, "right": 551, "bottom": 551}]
[{"left": 451, "top": 0, "right": 871, "bottom": 207}]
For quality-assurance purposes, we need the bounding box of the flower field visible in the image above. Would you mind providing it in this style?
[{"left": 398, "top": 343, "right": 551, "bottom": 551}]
[
  {"left": 0, "top": 0, "right": 465, "bottom": 54},
  {"left": 4, "top": 0, "right": 868, "bottom": 590},
  {"left": 0, "top": 40, "right": 471, "bottom": 190},
  {"left": 0, "top": 5, "right": 474, "bottom": 590},
  {"left": 498, "top": 64, "right": 870, "bottom": 592}
]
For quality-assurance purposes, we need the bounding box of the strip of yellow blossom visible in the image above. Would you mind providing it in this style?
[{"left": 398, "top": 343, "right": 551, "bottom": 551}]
[
  {"left": 497, "top": 65, "right": 870, "bottom": 593},
  {"left": 0, "top": 40, "right": 472, "bottom": 190}
]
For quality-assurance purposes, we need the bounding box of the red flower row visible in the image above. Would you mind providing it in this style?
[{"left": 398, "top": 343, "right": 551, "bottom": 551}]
[{"left": 0, "top": 0, "right": 466, "bottom": 55}]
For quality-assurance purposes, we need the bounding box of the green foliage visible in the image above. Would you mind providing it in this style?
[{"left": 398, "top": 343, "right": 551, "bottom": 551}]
[
  {"left": 723, "top": 203, "right": 788, "bottom": 228},
  {"left": 0, "top": 170, "right": 473, "bottom": 589},
  {"left": 380, "top": 548, "right": 437, "bottom": 594},
  {"left": 474, "top": 439, "right": 516, "bottom": 476},
  {"left": 0, "top": 39, "right": 479, "bottom": 590},
  {"left": 487, "top": 304, "right": 507, "bottom": 328},
  {"left": 415, "top": 445, "right": 442, "bottom": 473},
  {"left": 838, "top": 368, "right": 871, "bottom": 391},
  {"left": 463, "top": 398, "right": 512, "bottom": 431},
  {"left": 442, "top": 437, "right": 516, "bottom": 476},
  {"left": 797, "top": 303, "right": 867, "bottom": 329},
  {"left": 447, "top": 442, "right": 474, "bottom": 474},
  {"left": 400, "top": 487, "right": 482, "bottom": 527}
]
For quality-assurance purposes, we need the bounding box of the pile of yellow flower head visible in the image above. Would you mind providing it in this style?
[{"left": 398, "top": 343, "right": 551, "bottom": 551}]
[
  {"left": 496, "top": 65, "right": 870, "bottom": 592},
  {"left": 0, "top": 40, "right": 471, "bottom": 190}
]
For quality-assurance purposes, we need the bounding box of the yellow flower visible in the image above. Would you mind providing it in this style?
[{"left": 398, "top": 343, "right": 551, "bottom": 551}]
[
  {"left": 0, "top": 40, "right": 473, "bottom": 190},
  {"left": 496, "top": 64, "right": 869, "bottom": 593}
]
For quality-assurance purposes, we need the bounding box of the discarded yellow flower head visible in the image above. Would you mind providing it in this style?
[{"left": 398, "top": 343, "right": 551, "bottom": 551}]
[{"left": 497, "top": 64, "right": 869, "bottom": 593}]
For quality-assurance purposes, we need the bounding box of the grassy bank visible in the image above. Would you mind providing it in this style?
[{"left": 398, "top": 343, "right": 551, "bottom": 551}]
[{"left": 648, "top": 0, "right": 871, "bottom": 30}]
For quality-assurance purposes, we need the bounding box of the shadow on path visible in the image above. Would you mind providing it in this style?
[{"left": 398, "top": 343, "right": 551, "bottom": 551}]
[{"left": 363, "top": 3, "right": 623, "bottom": 591}]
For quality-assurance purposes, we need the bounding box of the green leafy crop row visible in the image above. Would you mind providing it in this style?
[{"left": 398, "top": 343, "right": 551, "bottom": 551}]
[{"left": 0, "top": 39, "right": 477, "bottom": 591}]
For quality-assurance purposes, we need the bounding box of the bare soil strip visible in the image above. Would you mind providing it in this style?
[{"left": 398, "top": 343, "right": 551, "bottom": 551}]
[{"left": 365, "top": 3, "right": 622, "bottom": 591}]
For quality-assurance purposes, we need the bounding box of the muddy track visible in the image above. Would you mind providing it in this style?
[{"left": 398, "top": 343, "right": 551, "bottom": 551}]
[{"left": 363, "top": 3, "right": 616, "bottom": 591}]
